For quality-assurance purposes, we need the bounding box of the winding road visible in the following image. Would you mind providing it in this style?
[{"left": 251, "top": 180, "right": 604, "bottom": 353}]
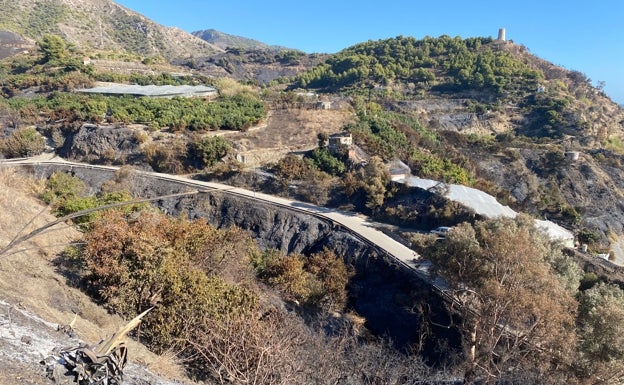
[{"left": 0, "top": 155, "right": 446, "bottom": 291}]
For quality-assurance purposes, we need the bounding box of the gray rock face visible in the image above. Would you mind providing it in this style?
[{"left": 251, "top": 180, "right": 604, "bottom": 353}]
[
  {"left": 477, "top": 147, "right": 624, "bottom": 249},
  {"left": 60, "top": 124, "right": 145, "bottom": 165}
]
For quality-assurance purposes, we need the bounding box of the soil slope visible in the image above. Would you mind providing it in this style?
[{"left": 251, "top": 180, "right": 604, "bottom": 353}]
[{"left": 0, "top": 168, "right": 190, "bottom": 385}]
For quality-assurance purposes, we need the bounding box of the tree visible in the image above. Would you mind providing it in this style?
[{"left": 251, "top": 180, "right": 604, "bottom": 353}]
[
  {"left": 307, "top": 148, "right": 347, "bottom": 176},
  {"left": 275, "top": 154, "right": 316, "bottom": 180},
  {"left": 254, "top": 247, "right": 350, "bottom": 311},
  {"left": 362, "top": 156, "right": 391, "bottom": 209},
  {"left": 38, "top": 34, "right": 67, "bottom": 63},
  {"left": 190, "top": 135, "right": 232, "bottom": 169},
  {"left": 305, "top": 247, "right": 350, "bottom": 310},
  {"left": 576, "top": 283, "right": 624, "bottom": 383},
  {"left": 429, "top": 215, "right": 578, "bottom": 384},
  {"left": 317, "top": 132, "right": 329, "bottom": 148}
]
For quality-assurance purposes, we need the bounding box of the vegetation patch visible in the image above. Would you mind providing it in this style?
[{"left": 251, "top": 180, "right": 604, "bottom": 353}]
[{"left": 294, "top": 35, "right": 542, "bottom": 96}]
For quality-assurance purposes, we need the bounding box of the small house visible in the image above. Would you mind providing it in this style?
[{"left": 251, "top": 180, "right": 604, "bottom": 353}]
[
  {"left": 316, "top": 101, "right": 332, "bottom": 110},
  {"left": 328, "top": 133, "right": 352, "bottom": 150}
]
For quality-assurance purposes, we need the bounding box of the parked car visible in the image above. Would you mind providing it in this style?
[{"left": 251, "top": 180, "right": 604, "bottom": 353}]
[{"left": 430, "top": 226, "right": 452, "bottom": 237}]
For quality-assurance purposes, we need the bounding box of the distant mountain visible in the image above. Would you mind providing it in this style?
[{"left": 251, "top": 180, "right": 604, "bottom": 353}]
[
  {"left": 0, "top": 0, "right": 222, "bottom": 60},
  {"left": 192, "top": 29, "right": 288, "bottom": 52}
]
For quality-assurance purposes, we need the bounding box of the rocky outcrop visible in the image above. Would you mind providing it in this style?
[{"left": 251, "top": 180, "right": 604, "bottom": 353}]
[
  {"left": 476, "top": 147, "right": 624, "bottom": 251},
  {"left": 59, "top": 124, "right": 147, "bottom": 166}
]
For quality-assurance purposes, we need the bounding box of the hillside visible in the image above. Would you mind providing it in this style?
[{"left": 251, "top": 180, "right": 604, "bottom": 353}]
[
  {"left": 3, "top": 4, "right": 624, "bottom": 381},
  {"left": 292, "top": 35, "right": 623, "bottom": 141},
  {"left": 188, "top": 29, "right": 327, "bottom": 84},
  {"left": 287, "top": 35, "right": 624, "bottom": 249},
  {"left": 174, "top": 47, "right": 326, "bottom": 85},
  {"left": 0, "top": 168, "right": 191, "bottom": 384},
  {"left": 0, "top": 0, "right": 222, "bottom": 60},
  {"left": 0, "top": 28, "right": 622, "bottom": 249},
  {"left": 0, "top": 6, "right": 621, "bottom": 247}
]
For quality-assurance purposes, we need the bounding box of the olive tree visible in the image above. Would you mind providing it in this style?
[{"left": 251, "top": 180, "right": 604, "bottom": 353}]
[
  {"left": 429, "top": 215, "right": 578, "bottom": 384},
  {"left": 576, "top": 283, "right": 624, "bottom": 384}
]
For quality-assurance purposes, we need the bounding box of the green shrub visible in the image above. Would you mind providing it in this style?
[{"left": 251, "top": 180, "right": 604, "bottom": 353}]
[
  {"left": 189, "top": 135, "right": 232, "bottom": 169},
  {"left": 255, "top": 247, "right": 350, "bottom": 311},
  {"left": 79, "top": 210, "right": 258, "bottom": 350},
  {"left": 307, "top": 148, "right": 347, "bottom": 176},
  {"left": 6, "top": 90, "right": 265, "bottom": 132},
  {"left": 0, "top": 127, "right": 46, "bottom": 158},
  {"left": 409, "top": 150, "right": 473, "bottom": 185},
  {"left": 40, "top": 171, "right": 87, "bottom": 204},
  {"left": 40, "top": 172, "right": 143, "bottom": 228}
]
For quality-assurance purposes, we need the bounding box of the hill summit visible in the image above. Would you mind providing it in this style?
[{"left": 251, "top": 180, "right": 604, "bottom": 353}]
[{"left": 0, "top": 0, "right": 222, "bottom": 60}]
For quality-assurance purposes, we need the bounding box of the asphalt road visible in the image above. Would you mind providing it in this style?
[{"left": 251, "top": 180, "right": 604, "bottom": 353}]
[{"left": 1, "top": 156, "right": 443, "bottom": 288}]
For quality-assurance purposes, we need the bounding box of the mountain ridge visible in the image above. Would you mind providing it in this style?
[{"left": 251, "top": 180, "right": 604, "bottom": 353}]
[
  {"left": 0, "top": 0, "right": 223, "bottom": 60},
  {"left": 192, "top": 28, "right": 291, "bottom": 52}
]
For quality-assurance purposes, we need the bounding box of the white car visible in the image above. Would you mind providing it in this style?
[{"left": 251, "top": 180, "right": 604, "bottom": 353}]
[{"left": 430, "top": 226, "right": 452, "bottom": 236}]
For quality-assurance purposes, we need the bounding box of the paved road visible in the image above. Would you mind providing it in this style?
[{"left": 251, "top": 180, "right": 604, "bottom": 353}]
[{"left": 1, "top": 156, "right": 442, "bottom": 288}]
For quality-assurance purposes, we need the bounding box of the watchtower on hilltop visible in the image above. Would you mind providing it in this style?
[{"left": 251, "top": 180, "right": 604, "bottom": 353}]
[{"left": 497, "top": 28, "right": 506, "bottom": 41}]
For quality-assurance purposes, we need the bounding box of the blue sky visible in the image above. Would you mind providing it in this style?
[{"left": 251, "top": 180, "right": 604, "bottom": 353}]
[{"left": 115, "top": 0, "right": 623, "bottom": 104}]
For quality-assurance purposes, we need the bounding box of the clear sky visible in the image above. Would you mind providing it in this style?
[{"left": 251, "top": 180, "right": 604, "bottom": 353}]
[{"left": 115, "top": 0, "right": 623, "bottom": 104}]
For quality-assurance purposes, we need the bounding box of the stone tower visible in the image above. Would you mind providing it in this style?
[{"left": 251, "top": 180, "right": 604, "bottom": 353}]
[{"left": 497, "top": 28, "right": 506, "bottom": 41}]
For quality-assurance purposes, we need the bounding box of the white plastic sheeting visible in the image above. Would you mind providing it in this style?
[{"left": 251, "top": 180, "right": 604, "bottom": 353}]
[{"left": 399, "top": 176, "right": 574, "bottom": 246}]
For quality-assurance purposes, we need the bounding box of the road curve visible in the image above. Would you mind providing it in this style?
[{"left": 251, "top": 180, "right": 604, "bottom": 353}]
[{"left": 1, "top": 156, "right": 446, "bottom": 290}]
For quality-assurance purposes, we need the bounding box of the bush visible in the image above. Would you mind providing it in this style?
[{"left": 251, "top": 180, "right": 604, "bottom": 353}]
[
  {"left": 40, "top": 172, "right": 143, "bottom": 228},
  {"left": 577, "top": 227, "right": 602, "bottom": 246},
  {"left": 274, "top": 154, "right": 317, "bottom": 180},
  {"left": 409, "top": 150, "right": 473, "bottom": 185},
  {"left": 40, "top": 171, "right": 86, "bottom": 204},
  {"left": 255, "top": 247, "right": 350, "bottom": 311},
  {"left": 7, "top": 92, "right": 266, "bottom": 132},
  {"left": 307, "top": 148, "right": 347, "bottom": 176},
  {"left": 0, "top": 127, "right": 46, "bottom": 158},
  {"left": 142, "top": 141, "right": 186, "bottom": 173},
  {"left": 189, "top": 135, "right": 232, "bottom": 169},
  {"left": 79, "top": 210, "right": 258, "bottom": 350}
]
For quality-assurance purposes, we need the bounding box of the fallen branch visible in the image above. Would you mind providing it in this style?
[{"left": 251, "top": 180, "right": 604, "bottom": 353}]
[{"left": 42, "top": 308, "right": 152, "bottom": 384}]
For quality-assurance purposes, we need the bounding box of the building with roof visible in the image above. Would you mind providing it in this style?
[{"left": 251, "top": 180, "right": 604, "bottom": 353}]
[
  {"left": 387, "top": 160, "right": 411, "bottom": 181},
  {"left": 328, "top": 132, "right": 352, "bottom": 150}
]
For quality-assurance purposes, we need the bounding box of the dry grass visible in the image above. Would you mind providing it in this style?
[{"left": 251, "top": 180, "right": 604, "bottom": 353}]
[
  {"left": 0, "top": 167, "right": 45, "bottom": 196},
  {"left": 0, "top": 169, "right": 191, "bottom": 383},
  {"left": 214, "top": 77, "right": 256, "bottom": 97},
  {"left": 224, "top": 108, "right": 355, "bottom": 168}
]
